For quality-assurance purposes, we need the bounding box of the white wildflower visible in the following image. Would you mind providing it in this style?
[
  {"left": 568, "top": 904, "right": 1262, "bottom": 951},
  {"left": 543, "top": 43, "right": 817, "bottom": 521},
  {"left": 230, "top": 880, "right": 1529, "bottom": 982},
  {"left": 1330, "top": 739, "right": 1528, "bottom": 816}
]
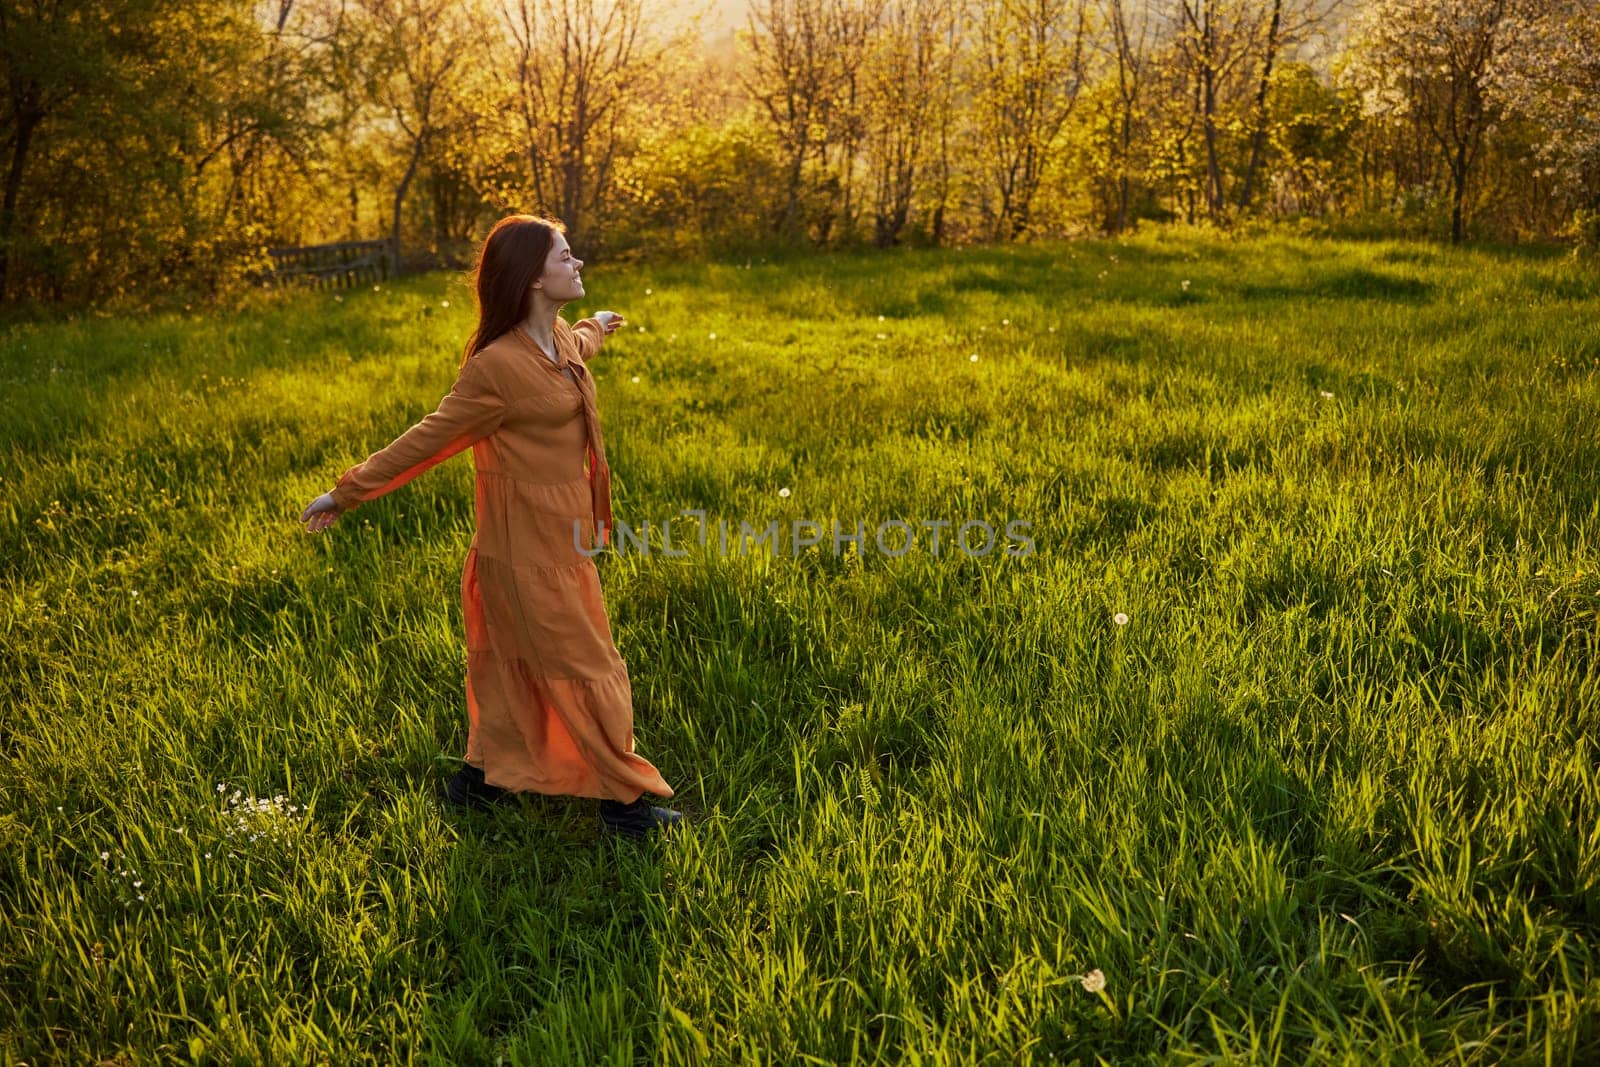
[
  {"left": 1081, "top": 969, "right": 1106, "bottom": 993},
  {"left": 219, "top": 789, "right": 305, "bottom": 844},
  {"left": 1113, "top": 612, "right": 1129, "bottom": 626},
  {"left": 778, "top": 488, "right": 791, "bottom": 498}
]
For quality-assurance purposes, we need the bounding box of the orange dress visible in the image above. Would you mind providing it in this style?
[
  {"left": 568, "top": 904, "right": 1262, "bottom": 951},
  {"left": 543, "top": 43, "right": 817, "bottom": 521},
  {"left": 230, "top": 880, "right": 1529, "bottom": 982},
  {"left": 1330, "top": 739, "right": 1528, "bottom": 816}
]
[{"left": 328, "top": 315, "right": 673, "bottom": 803}]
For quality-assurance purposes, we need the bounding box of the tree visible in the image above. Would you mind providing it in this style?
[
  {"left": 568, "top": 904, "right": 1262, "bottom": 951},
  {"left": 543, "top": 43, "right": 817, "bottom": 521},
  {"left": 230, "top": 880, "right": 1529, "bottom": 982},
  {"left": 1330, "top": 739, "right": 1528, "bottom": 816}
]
[
  {"left": 861, "top": 0, "right": 959, "bottom": 247},
  {"left": 970, "top": 0, "right": 1093, "bottom": 240},
  {"left": 1486, "top": 0, "right": 1600, "bottom": 247},
  {"left": 740, "top": 0, "right": 856, "bottom": 243},
  {"left": 493, "top": 0, "right": 672, "bottom": 255},
  {"left": 1343, "top": 0, "right": 1530, "bottom": 243},
  {"left": 0, "top": 0, "right": 336, "bottom": 304},
  {"left": 349, "top": 0, "right": 483, "bottom": 269},
  {"left": 1091, "top": 0, "right": 1155, "bottom": 232}
]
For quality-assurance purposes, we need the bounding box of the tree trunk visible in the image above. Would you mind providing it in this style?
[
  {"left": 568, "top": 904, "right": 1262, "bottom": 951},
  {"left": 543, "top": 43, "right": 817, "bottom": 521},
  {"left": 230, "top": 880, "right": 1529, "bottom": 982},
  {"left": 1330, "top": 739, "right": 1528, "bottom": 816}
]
[
  {"left": 1237, "top": 0, "right": 1282, "bottom": 212},
  {"left": 0, "top": 105, "right": 41, "bottom": 303},
  {"left": 1200, "top": 7, "right": 1223, "bottom": 216},
  {"left": 780, "top": 147, "right": 804, "bottom": 240},
  {"left": 1451, "top": 148, "right": 1468, "bottom": 244},
  {"left": 392, "top": 134, "right": 425, "bottom": 273}
]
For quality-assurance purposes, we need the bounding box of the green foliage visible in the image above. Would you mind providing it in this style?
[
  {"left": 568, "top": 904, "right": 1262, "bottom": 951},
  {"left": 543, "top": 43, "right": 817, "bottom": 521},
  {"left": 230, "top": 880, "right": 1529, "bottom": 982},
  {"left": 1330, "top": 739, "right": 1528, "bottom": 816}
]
[
  {"left": 1263, "top": 63, "right": 1364, "bottom": 217},
  {"left": 0, "top": 0, "right": 335, "bottom": 307},
  {"left": 611, "top": 113, "right": 790, "bottom": 260},
  {"left": 4, "top": 233, "right": 1600, "bottom": 1063}
]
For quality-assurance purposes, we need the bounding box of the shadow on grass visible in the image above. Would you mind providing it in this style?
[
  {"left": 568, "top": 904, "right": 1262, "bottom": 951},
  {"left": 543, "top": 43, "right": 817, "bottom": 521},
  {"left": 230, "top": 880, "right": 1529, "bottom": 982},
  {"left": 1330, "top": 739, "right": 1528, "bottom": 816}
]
[
  {"left": 1235, "top": 268, "right": 1435, "bottom": 304},
  {"left": 418, "top": 785, "right": 669, "bottom": 1064}
]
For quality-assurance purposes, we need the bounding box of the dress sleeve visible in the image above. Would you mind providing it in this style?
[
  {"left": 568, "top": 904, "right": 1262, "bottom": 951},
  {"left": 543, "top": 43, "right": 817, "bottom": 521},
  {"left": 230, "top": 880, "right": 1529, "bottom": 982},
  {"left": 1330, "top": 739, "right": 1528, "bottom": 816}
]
[
  {"left": 570, "top": 316, "right": 608, "bottom": 363},
  {"left": 328, "top": 355, "right": 506, "bottom": 513}
]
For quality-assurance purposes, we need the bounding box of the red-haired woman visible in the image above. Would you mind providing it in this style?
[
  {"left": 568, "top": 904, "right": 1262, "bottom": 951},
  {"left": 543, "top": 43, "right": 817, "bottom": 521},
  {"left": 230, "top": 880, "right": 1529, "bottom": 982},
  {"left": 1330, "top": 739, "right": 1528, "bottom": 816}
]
[{"left": 300, "top": 215, "right": 681, "bottom": 839}]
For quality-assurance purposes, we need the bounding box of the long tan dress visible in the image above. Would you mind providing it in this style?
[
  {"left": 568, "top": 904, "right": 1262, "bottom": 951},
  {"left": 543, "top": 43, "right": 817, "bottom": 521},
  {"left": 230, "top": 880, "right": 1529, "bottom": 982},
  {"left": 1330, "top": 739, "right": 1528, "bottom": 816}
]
[{"left": 328, "top": 315, "right": 673, "bottom": 803}]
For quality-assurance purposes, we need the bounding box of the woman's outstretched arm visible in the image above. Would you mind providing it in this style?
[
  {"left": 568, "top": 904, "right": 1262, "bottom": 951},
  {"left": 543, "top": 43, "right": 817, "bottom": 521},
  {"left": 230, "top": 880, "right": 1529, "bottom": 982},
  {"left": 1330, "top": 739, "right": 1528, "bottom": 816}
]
[
  {"left": 570, "top": 311, "right": 623, "bottom": 363},
  {"left": 327, "top": 355, "right": 507, "bottom": 514}
]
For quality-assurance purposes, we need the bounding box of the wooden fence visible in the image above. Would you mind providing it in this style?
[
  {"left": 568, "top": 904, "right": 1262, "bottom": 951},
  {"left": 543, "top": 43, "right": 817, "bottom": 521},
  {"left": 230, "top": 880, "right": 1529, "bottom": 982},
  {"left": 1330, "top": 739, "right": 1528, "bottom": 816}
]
[{"left": 262, "top": 239, "right": 394, "bottom": 289}]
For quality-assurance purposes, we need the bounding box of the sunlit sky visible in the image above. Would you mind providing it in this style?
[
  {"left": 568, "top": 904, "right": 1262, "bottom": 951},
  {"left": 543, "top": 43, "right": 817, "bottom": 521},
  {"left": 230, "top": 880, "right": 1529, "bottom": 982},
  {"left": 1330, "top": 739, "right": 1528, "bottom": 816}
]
[
  {"left": 667, "top": 1, "right": 1346, "bottom": 68},
  {"left": 659, "top": 0, "right": 749, "bottom": 42}
]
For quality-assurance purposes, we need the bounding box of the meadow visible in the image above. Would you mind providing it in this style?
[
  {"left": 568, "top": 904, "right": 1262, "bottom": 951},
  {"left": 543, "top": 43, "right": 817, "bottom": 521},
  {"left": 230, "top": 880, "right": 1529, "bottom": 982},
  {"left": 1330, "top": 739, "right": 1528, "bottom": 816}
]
[{"left": 2, "top": 230, "right": 1598, "bottom": 1064}]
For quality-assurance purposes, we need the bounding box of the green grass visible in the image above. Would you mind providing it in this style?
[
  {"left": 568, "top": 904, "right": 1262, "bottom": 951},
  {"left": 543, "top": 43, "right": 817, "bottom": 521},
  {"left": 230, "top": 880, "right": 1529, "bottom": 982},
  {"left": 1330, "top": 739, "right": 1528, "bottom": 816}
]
[{"left": 3, "top": 230, "right": 1599, "bottom": 1064}]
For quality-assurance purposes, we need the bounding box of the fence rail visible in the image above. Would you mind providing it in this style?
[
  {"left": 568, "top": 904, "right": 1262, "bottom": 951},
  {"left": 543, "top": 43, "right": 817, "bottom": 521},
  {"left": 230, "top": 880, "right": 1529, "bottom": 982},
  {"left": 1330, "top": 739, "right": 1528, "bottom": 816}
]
[{"left": 262, "top": 239, "right": 394, "bottom": 289}]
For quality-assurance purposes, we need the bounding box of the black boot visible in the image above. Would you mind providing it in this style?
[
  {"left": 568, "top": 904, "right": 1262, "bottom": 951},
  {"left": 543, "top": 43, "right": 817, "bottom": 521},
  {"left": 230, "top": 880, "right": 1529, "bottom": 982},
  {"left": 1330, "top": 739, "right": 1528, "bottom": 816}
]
[
  {"left": 441, "top": 762, "right": 514, "bottom": 811},
  {"left": 598, "top": 794, "right": 683, "bottom": 839}
]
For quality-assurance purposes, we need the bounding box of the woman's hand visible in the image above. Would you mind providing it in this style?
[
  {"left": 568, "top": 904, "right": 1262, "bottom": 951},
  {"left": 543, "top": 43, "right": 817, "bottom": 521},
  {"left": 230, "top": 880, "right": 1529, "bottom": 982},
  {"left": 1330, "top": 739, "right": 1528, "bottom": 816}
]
[
  {"left": 595, "top": 310, "right": 626, "bottom": 335},
  {"left": 301, "top": 492, "right": 343, "bottom": 533}
]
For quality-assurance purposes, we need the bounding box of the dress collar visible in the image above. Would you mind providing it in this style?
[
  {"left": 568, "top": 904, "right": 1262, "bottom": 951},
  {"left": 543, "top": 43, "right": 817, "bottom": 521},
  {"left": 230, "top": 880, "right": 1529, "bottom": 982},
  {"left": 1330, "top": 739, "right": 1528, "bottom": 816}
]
[{"left": 512, "top": 322, "right": 572, "bottom": 370}]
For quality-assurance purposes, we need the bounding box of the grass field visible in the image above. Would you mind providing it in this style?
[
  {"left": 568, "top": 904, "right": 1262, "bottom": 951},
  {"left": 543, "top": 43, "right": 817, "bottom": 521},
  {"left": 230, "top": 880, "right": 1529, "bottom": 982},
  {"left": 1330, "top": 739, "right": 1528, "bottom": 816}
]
[{"left": 3, "top": 230, "right": 1599, "bottom": 1064}]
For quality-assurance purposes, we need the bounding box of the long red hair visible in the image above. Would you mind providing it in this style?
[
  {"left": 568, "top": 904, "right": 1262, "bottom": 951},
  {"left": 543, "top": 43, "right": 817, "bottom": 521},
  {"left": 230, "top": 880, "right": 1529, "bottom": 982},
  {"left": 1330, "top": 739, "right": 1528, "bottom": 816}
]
[{"left": 460, "top": 214, "right": 566, "bottom": 370}]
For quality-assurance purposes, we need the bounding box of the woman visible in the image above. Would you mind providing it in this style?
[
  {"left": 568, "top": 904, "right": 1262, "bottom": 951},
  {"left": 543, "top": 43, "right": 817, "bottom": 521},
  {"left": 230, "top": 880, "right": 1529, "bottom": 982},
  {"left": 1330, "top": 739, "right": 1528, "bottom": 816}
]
[{"left": 300, "top": 214, "right": 682, "bottom": 840}]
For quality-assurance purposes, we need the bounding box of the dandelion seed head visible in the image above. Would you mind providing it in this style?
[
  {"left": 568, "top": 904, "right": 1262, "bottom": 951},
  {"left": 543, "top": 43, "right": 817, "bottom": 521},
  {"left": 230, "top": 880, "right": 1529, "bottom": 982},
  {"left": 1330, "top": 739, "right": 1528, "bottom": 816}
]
[
  {"left": 1113, "top": 612, "right": 1129, "bottom": 626},
  {"left": 708, "top": 331, "right": 717, "bottom": 340},
  {"left": 970, "top": 354, "right": 979, "bottom": 362},
  {"left": 631, "top": 375, "right": 640, "bottom": 383},
  {"left": 1081, "top": 968, "right": 1106, "bottom": 993},
  {"left": 779, "top": 487, "right": 791, "bottom": 498}
]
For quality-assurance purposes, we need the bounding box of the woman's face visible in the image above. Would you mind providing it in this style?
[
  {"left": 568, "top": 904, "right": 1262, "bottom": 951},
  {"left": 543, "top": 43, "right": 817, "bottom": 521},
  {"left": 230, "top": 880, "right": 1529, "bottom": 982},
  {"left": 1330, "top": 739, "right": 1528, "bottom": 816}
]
[{"left": 532, "top": 232, "right": 584, "bottom": 303}]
